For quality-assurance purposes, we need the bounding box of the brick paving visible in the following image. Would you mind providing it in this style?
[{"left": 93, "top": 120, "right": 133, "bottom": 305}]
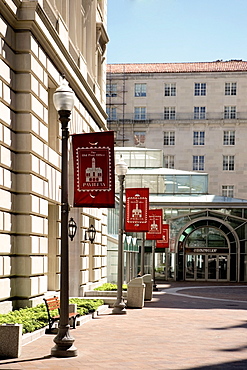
[{"left": 1, "top": 282, "right": 247, "bottom": 369}]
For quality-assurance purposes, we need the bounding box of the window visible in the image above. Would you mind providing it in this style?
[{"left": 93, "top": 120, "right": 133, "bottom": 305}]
[
  {"left": 194, "top": 107, "right": 206, "bottom": 119},
  {"left": 134, "top": 107, "right": 146, "bottom": 120},
  {"left": 165, "top": 83, "right": 176, "bottom": 96},
  {"left": 193, "top": 131, "right": 205, "bottom": 145},
  {"left": 164, "top": 131, "right": 175, "bottom": 145},
  {"left": 106, "top": 107, "right": 117, "bottom": 120},
  {"left": 134, "top": 131, "right": 146, "bottom": 146},
  {"left": 224, "top": 106, "right": 236, "bottom": 119},
  {"left": 135, "top": 83, "right": 146, "bottom": 97},
  {"left": 223, "top": 131, "right": 235, "bottom": 145},
  {"left": 223, "top": 155, "right": 234, "bottom": 171},
  {"left": 194, "top": 83, "right": 206, "bottom": 96},
  {"left": 106, "top": 83, "right": 117, "bottom": 97},
  {"left": 193, "top": 156, "right": 204, "bottom": 171},
  {"left": 164, "top": 107, "right": 175, "bottom": 120},
  {"left": 164, "top": 155, "right": 175, "bottom": 169},
  {"left": 222, "top": 185, "right": 234, "bottom": 197},
  {"left": 225, "top": 82, "right": 237, "bottom": 96}
]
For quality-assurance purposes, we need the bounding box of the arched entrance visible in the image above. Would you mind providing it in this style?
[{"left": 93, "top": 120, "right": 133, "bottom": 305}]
[
  {"left": 184, "top": 226, "right": 230, "bottom": 281},
  {"left": 175, "top": 214, "right": 240, "bottom": 282}
]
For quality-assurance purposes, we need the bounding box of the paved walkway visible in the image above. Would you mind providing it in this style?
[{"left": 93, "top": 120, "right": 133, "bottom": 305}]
[{"left": 1, "top": 282, "right": 247, "bottom": 369}]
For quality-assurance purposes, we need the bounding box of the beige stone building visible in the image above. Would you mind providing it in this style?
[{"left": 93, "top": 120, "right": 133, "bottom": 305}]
[
  {"left": 0, "top": 0, "right": 109, "bottom": 313},
  {"left": 107, "top": 61, "right": 247, "bottom": 199}
]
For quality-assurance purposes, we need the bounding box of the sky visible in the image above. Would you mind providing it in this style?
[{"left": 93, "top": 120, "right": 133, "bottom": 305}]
[{"left": 107, "top": 0, "right": 247, "bottom": 64}]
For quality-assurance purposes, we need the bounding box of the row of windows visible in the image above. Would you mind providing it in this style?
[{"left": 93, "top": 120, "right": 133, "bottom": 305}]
[
  {"left": 134, "top": 131, "right": 235, "bottom": 146},
  {"left": 164, "top": 154, "right": 235, "bottom": 172},
  {"left": 107, "top": 106, "right": 238, "bottom": 120},
  {"left": 164, "top": 131, "right": 235, "bottom": 146},
  {"left": 161, "top": 155, "right": 234, "bottom": 196},
  {"left": 106, "top": 82, "right": 237, "bottom": 97}
]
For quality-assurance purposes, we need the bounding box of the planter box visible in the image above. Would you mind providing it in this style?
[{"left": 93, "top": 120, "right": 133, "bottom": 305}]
[{"left": 0, "top": 324, "right": 22, "bottom": 358}]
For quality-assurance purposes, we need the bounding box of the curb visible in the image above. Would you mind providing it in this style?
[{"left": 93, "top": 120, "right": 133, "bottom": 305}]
[{"left": 22, "top": 304, "right": 109, "bottom": 347}]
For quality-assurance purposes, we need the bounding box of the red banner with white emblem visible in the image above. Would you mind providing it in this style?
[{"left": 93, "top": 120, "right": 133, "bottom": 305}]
[
  {"left": 156, "top": 224, "right": 169, "bottom": 248},
  {"left": 125, "top": 188, "right": 149, "bottom": 232},
  {"left": 146, "top": 209, "right": 163, "bottom": 240},
  {"left": 72, "top": 131, "right": 115, "bottom": 208}
]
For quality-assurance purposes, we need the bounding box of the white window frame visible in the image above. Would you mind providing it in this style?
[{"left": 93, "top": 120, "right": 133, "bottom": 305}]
[
  {"left": 106, "top": 107, "right": 117, "bottom": 120},
  {"left": 193, "top": 155, "right": 204, "bottom": 171},
  {"left": 164, "top": 107, "right": 176, "bottom": 120},
  {"left": 134, "top": 107, "right": 146, "bottom": 120},
  {"left": 225, "top": 82, "right": 237, "bottom": 96},
  {"left": 134, "top": 131, "right": 146, "bottom": 146},
  {"left": 135, "top": 83, "right": 146, "bottom": 97},
  {"left": 194, "top": 83, "right": 206, "bottom": 96},
  {"left": 224, "top": 106, "right": 236, "bottom": 119},
  {"left": 223, "top": 131, "right": 235, "bottom": 145},
  {"left": 164, "top": 155, "right": 175, "bottom": 169},
  {"left": 223, "top": 155, "right": 235, "bottom": 171},
  {"left": 164, "top": 131, "right": 175, "bottom": 146},
  {"left": 193, "top": 131, "right": 205, "bottom": 145},
  {"left": 194, "top": 107, "right": 206, "bottom": 120},
  {"left": 222, "top": 185, "right": 234, "bottom": 197},
  {"left": 106, "top": 83, "right": 117, "bottom": 97},
  {"left": 164, "top": 83, "right": 176, "bottom": 96}
]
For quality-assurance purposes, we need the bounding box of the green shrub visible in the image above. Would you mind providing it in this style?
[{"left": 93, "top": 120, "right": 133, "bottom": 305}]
[
  {"left": 0, "top": 298, "right": 103, "bottom": 334},
  {"left": 69, "top": 298, "right": 104, "bottom": 315},
  {"left": 94, "top": 283, "right": 127, "bottom": 291}
]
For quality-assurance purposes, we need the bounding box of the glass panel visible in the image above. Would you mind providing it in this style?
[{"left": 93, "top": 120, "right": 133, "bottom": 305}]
[
  {"left": 185, "top": 255, "right": 195, "bottom": 279},
  {"left": 208, "top": 255, "right": 217, "bottom": 279},
  {"left": 125, "top": 175, "right": 142, "bottom": 190},
  {"left": 191, "top": 175, "right": 208, "bottom": 194},
  {"left": 145, "top": 150, "right": 163, "bottom": 167},
  {"left": 176, "top": 176, "right": 191, "bottom": 193},
  {"left": 196, "top": 255, "right": 205, "bottom": 279},
  {"left": 218, "top": 255, "right": 228, "bottom": 280}
]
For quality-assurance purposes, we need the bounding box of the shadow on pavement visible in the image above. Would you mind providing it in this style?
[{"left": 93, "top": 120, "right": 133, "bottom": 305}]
[
  {"left": 143, "top": 282, "right": 247, "bottom": 310},
  {"left": 187, "top": 358, "right": 247, "bottom": 369}
]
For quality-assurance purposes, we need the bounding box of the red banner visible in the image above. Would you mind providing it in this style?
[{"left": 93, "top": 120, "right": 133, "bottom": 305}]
[
  {"left": 72, "top": 131, "right": 115, "bottom": 208},
  {"left": 125, "top": 188, "right": 149, "bottom": 232},
  {"left": 146, "top": 209, "right": 163, "bottom": 240},
  {"left": 156, "top": 224, "right": 169, "bottom": 248}
]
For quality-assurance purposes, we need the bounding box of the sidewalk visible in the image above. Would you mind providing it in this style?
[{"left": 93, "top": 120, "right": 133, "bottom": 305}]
[{"left": 1, "top": 282, "right": 247, "bottom": 369}]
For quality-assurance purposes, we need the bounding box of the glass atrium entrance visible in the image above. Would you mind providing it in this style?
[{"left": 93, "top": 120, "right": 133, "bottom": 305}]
[
  {"left": 173, "top": 210, "right": 247, "bottom": 282},
  {"left": 185, "top": 254, "right": 229, "bottom": 281},
  {"left": 184, "top": 227, "right": 229, "bottom": 281}
]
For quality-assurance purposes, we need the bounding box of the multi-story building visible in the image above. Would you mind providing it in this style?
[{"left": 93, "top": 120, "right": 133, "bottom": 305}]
[
  {"left": 106, "top": 61, "right": 247, "bottom": 199},
  {"left": 0, "top": 0, "right": 109, "bottom": 313}
]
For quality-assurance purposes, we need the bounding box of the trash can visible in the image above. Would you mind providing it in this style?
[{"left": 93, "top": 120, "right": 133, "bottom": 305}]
[
  {"left": 127, "top": 277, "right": 145, "bottom": 308},
  {"left": 142, "top": 274, "right": 153, "bottom": 301}
]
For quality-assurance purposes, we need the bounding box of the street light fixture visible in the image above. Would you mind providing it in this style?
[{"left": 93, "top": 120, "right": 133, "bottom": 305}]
[
  {"left": 51, "top": 77, "right": 77, "bottom": 357},
  {"left": 112, "top": 156, "right": 128, "bottom": 314},
  {"left": 68, "top": 218, "right": 77, "bottom": 241},
  {"left": 85, "top": 224, "right": 96, "bottom": 243}
]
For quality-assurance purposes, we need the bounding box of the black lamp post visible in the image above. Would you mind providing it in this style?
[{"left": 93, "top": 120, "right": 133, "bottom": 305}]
[
  {"left": 85, "top": 224, "right": 96, "bottom": 243},
  {"left": 112, "top": 157, "right": 128, "bottom": 314},
  {"left": 51, "top": 77, "right": 77, "bottom": 357}
]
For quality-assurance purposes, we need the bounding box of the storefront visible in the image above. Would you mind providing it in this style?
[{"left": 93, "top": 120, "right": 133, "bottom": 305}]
[{"left": 171, "top": 209, "right": 247, "bottom": 282}]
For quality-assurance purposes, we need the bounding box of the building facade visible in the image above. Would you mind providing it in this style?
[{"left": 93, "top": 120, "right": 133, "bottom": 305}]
[
  {"left": 113, "top": 147, "right": 247, "bottom": 284},
  {"left": 107, "top": 61, "right": 247, "bottom": 200},
  {"left": 0, "top": 0, "right": 109, "bottom": 313}
]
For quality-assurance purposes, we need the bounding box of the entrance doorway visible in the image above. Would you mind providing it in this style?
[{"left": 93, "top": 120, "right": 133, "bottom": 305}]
[{"left": 185, "top": 254, "right": 229, "bottom": 281}]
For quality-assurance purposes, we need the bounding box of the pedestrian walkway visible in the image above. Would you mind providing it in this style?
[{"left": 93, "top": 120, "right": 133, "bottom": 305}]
[{"left": 1, "top": 282, "right": 247, "bottom": 369}]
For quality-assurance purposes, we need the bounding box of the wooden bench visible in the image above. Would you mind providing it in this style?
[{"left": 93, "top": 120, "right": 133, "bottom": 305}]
[{"left": 43, "top": 296, "right": 80, "bottom": 333}]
